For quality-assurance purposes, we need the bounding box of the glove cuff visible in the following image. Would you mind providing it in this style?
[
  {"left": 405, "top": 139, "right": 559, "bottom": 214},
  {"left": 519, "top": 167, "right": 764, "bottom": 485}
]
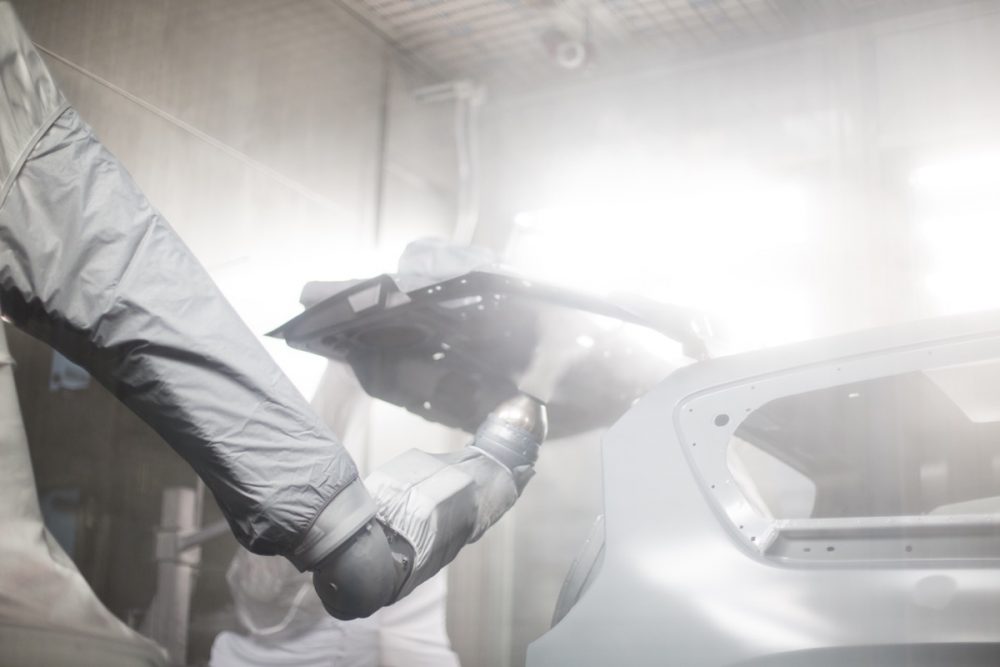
[{"left": 288, "top": 479, "right": 376, "bottom": 571}]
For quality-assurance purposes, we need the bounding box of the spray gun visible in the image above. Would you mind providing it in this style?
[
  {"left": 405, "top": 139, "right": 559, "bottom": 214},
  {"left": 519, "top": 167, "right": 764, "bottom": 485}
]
[{"left": 299, "top": 394, "right": 548, "bottom": 619}]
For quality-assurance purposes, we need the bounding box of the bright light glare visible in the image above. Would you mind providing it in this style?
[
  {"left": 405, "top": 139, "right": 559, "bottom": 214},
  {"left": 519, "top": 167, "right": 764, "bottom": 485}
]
[
  {"left": 912, "top": 151, "right": 1000, "bottom": 315},
  {"left": 507, "top": 156, "right": 815, "bottom": 351},
  {"left": 910, "top": 154, "right": 1000, "bottom": 194}
]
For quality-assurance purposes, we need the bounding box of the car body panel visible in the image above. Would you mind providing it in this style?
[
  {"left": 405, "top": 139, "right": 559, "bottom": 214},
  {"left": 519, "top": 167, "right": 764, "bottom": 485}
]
[{"left": 529, "top": 309, "right": 1000, "bottom": 666}]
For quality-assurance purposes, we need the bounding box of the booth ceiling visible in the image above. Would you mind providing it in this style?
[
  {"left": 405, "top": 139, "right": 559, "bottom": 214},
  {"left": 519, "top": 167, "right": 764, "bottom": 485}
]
[{"left": 336, "top": 0, "right": 972, "bottom": 87}]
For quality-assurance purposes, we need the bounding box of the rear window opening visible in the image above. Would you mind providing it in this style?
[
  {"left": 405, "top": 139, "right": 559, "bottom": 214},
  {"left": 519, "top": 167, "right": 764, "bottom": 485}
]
[{"left": 728, "top": 360, "right": 1000, "bottom": 520}]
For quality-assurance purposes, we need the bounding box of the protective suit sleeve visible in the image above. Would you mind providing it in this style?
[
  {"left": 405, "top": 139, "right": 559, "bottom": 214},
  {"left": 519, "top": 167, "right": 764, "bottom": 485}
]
[{"left": 0, "top": 4, "right": 365, "bottom": 556}]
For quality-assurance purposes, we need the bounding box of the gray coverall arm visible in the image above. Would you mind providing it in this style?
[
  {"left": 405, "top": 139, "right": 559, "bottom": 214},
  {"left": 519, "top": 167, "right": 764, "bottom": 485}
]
[{"left": 0, "top": 6, "right": 370, "bottom": 557}]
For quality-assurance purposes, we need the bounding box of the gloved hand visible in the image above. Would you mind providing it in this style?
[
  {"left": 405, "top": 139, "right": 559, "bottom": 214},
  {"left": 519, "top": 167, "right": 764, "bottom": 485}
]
[{"left": 291, "top": 394, "right": 547, "bottom": 620}]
